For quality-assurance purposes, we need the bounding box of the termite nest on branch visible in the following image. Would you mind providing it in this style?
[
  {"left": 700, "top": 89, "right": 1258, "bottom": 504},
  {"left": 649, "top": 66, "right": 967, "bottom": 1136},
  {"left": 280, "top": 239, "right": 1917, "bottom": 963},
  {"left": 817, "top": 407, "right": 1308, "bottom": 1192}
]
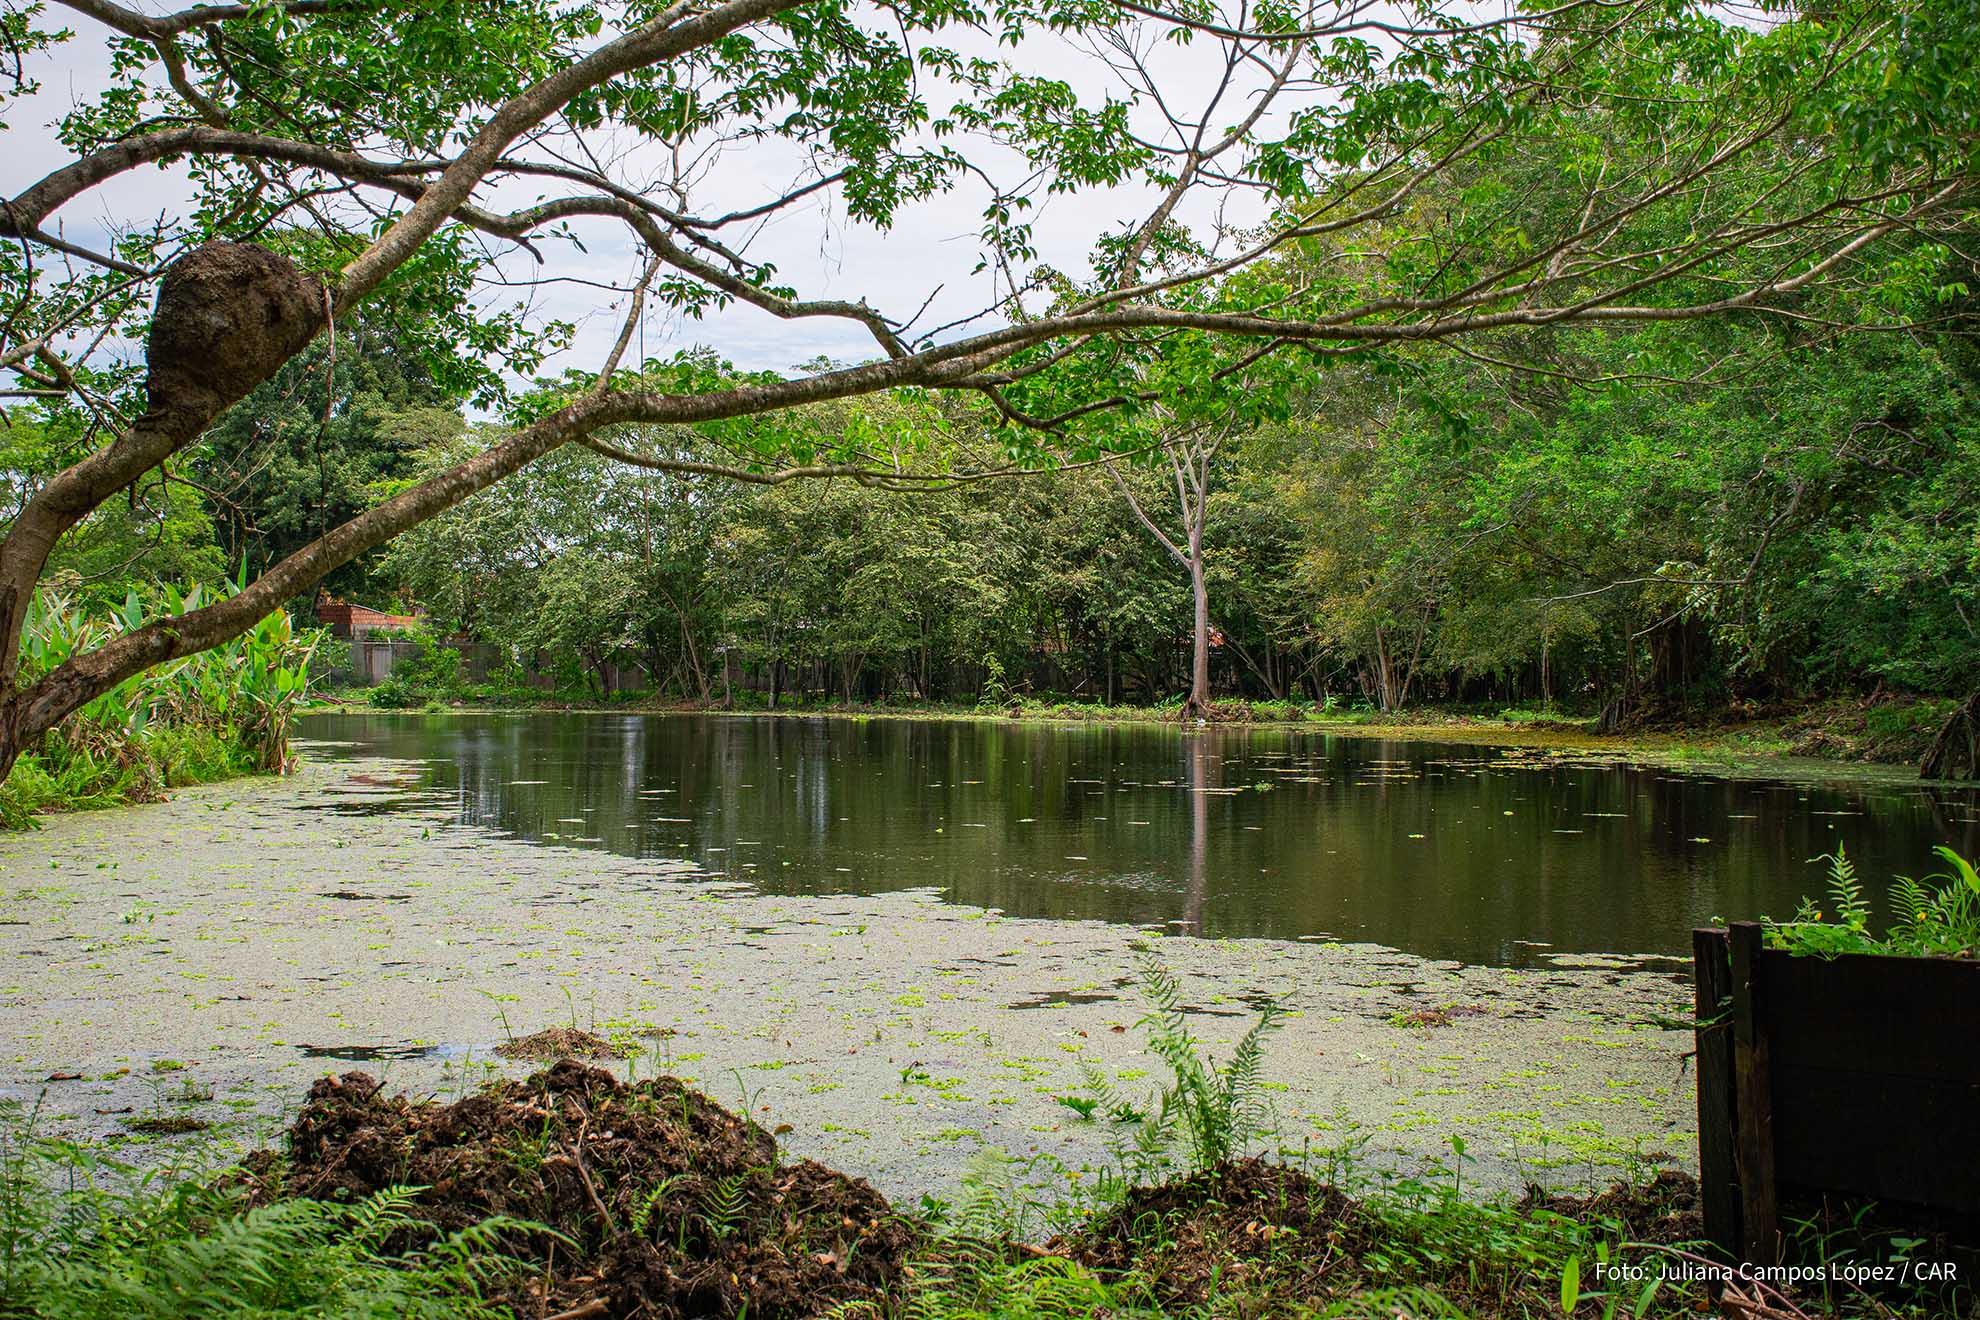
[{"left": 143, "top": 241, "right": 325, "bottom": 437}]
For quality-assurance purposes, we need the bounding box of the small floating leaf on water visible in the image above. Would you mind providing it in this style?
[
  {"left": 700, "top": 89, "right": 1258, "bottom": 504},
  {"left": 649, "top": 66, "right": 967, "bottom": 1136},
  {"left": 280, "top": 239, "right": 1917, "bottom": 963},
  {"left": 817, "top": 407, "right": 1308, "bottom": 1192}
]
[
  {"left": 1689, "top": 836, "right": 1712, "bottom": 843},
  {"left": 1408, "top": 833, "right": 1426, "bottom": 839}
]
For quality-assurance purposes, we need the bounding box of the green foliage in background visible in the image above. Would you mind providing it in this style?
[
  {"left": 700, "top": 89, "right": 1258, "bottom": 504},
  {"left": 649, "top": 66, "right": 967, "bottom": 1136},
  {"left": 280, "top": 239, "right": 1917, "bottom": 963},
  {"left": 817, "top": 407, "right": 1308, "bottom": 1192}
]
[
  {"left": 5, "top": 0, "right": 1977, "bottom": 748},
  {"left": 370, "top": 627, "right": 469, "bottom": 710},
  {"left": 372, "top": 281, "right": 1980, "bottom": 727}
]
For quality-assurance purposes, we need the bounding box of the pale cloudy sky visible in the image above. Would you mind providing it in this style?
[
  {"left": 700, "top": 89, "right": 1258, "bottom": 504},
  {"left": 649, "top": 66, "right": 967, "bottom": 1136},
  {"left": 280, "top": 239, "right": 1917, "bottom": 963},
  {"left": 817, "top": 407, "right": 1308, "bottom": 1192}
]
[{"left": 9, "top": 2, "right": 1302, "bottom": 383}]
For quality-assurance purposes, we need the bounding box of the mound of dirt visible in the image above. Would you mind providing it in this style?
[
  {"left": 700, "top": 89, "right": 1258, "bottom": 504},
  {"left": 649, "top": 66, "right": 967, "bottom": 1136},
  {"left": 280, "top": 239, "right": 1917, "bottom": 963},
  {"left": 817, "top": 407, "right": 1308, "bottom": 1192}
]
[
  {"left": 250, "top": 1062, "right": 913, "bottom": 1319},
  {"left": 242, "top": 1065, "right": 1725, "bottom": 1318},
  {"left": 1782, "top": 697, "right": 1945, "bottom": 766},
  {"left": 1525, "top": 1168, "right": 1703, "bottom": 1245},
  {"left": 1061, "top": 1158, "right": 1709, "bottom": 1314},
  {"left": 1059, "top": 1157, "right": 1359, "bottom": 1307},
  {"left": 495, "top": 1027, "right": 628, "bottom": 1061}
]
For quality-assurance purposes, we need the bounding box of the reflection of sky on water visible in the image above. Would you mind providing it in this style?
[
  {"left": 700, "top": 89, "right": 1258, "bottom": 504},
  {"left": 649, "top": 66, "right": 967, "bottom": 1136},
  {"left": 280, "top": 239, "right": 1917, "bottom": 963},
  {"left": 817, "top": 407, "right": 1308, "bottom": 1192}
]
[{"left": 299, "top": 713, "right": 1980, "bottom": 967}]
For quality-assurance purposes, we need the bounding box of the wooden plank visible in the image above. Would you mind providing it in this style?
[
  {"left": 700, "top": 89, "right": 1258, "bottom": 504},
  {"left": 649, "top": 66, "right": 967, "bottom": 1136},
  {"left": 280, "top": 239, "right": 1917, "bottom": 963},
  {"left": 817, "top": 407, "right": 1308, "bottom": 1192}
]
[
  {"left": 1693, "top": 927, "right": 1740, "bottom": 1258},
  {"left": 1770, "top": 1064, "right": 1980, "bottom": 1213},
  {"left": 1729, "top": 922, "right": 1779, "bottom": 1265},
  {"left": 1756, "top": 949, "right": 1980, "bottom": 1084}
]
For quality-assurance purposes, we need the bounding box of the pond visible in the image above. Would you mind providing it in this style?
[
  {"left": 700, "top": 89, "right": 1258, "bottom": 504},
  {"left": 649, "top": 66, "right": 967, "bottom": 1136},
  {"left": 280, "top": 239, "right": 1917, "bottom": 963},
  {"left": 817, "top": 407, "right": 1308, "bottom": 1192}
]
[{"left": 301, "top": 712, "right": 1980, "bottom": 967}]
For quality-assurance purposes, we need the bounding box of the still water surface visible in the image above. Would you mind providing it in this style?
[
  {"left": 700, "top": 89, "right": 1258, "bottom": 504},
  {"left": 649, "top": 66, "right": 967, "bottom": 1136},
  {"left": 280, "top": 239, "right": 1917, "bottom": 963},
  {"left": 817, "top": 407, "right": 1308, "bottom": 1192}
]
[{"left": 302, "top": 712, "right": 1980, "bottom": 967}]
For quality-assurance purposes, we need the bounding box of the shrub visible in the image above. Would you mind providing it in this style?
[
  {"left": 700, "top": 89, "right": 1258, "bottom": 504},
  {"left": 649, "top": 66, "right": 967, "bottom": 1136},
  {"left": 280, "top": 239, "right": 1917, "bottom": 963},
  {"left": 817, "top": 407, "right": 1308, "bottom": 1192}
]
[
  {"left": 2, "top": 584, "right": 318, "bottom": 826},
  {"left": 369, "top": 628, "right": 467, "bottom": 709},
  {"left": 1767, "top": 845, "right": 1980, "bottom": 958}
]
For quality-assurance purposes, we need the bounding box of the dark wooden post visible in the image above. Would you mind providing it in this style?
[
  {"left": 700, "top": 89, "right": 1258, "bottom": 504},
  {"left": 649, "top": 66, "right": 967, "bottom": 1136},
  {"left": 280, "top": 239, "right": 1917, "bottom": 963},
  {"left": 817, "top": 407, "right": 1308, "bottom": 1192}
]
[
  {"left": 1728, "top": 921, "right": 1779, "bottom": 1265},
  {"left": 1692, "top": 927, "right": 1739, "bottom": 1257}
]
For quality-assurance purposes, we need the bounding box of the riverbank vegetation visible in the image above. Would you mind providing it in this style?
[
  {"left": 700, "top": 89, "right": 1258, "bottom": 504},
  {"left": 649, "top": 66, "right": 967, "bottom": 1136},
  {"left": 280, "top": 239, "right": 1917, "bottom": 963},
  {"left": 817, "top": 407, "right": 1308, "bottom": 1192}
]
[
  {"left": 27, "top": 245, "right": 1980, "bottom": 774},
  {"left": 1769, "top": 846, "right": 1980, "bottom": 959},
  {"left": 371, "top": 325, "right": 1980, "bottom": 739},
  {"left": 0, "top": 585, "right": 316, "bottom": 827},
  {"left": 224, "top": 283, "right": 1953, "bottom": 771}
]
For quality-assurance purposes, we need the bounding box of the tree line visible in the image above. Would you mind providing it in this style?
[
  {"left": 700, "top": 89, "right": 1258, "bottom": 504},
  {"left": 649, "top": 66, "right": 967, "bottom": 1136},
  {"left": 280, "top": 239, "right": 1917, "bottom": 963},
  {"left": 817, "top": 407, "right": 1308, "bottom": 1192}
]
[{"left": 21, "top": 285, "right": 1975, "bottom": 739}]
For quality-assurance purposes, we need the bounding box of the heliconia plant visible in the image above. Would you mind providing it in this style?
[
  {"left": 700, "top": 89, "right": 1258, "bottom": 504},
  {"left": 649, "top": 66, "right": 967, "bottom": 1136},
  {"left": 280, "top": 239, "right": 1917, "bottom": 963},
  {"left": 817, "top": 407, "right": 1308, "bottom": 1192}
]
[{"left": 4, "top": 575, "right": 320, "bottom": 825}]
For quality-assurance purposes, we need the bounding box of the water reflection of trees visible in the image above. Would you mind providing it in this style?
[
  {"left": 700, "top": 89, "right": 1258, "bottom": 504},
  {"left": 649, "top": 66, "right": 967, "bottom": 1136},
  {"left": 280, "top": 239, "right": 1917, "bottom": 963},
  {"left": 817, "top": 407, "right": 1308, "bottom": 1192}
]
[{"left": 303, "top": 714, "right": 1980, "bottom": 965}]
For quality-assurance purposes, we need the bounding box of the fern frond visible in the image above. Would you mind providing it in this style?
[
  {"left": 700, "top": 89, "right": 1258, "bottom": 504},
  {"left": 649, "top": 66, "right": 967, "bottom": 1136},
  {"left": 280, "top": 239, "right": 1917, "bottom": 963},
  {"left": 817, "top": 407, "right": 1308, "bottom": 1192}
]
[
  {"left": 701, "top": 1171, "right": 751, "bottom": 1239},
  {"left": 1310, "top": 1284, "right": 1470, "bottom": 1317},
  {"left": 1822, "top": 845, "right": 1870, "bottom": 930},
  {"left": 630, "top": 1174, "right": 688, "bottom": 1238}
]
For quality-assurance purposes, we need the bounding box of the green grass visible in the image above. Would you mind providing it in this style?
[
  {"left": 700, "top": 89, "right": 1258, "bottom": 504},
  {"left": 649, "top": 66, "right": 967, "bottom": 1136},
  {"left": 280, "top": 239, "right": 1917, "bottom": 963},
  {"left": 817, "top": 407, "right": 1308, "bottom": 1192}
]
[{"left": 0, "top": 725, "right": 255, "bottom": 827}]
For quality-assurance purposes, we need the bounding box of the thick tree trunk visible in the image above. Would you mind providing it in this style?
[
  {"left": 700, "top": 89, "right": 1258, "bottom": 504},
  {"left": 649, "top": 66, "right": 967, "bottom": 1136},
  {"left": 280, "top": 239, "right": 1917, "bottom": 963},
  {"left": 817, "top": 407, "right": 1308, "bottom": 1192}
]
[
  {"left": 0, "top": 702, "right": 26, "bottom": 787},
  {"left": 1371, "top": 628, "right": 1400, "bottom": 713}
]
